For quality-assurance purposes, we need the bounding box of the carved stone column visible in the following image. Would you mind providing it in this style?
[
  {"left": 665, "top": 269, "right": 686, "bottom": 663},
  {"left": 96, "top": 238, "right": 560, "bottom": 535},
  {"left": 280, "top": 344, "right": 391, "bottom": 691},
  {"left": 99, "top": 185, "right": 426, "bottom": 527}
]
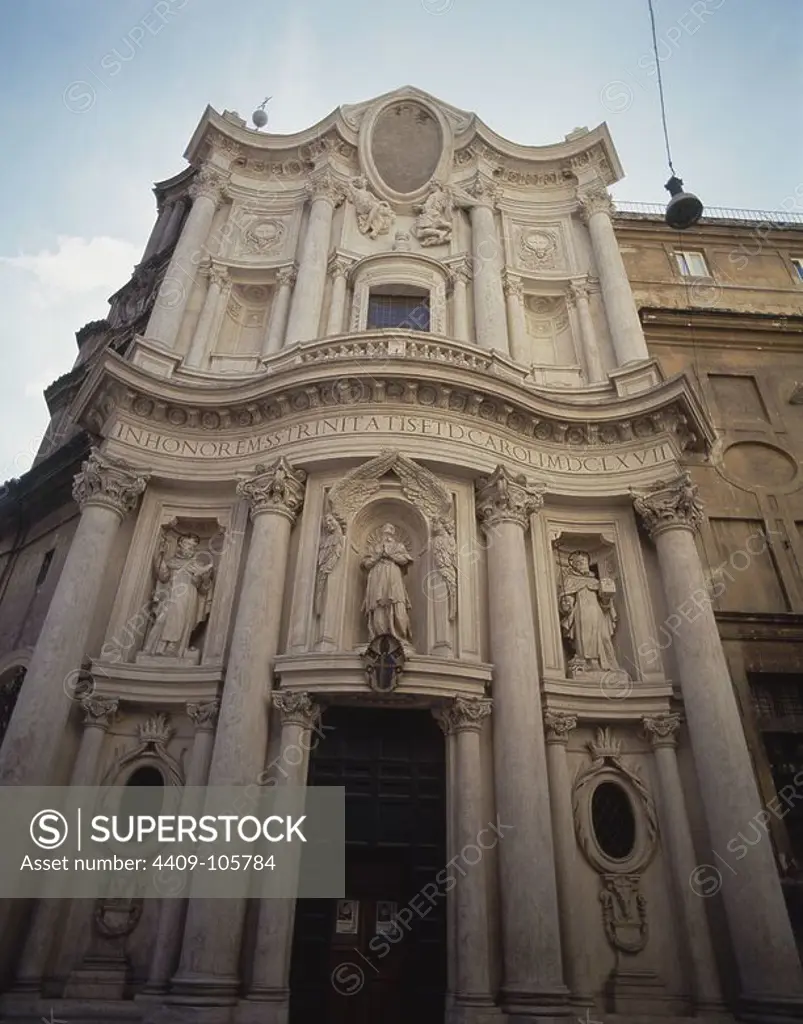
[
  {"left": 633, "top": 475, "right": 803, "bottom": 1013},
  {"left": 244, "top": 692, "right": 322, "bottom": 1022},
  {"left": 285, "top": 170, "right": 344, "bottom": 345},
  {"left": 144, "top": 700, "right": 220, "bottom": 995},
  {"left": 433, "top": 696, "right": 495, "bottom": 1014},
  {"left": 450, "top": 258, "right": 472, "bottom": 342},
  {"left": 577, "top": 183, "right": 648, "bottom": 367},
  {"left": 464, "top": 177, "right": 510, "bottom": 356},
  {"left": 14, "top": 695, "right": 119, "bottom": 992},
  {"left": 544, "top": 712, "right": 593, "bottom": 1006},
  {"left": 160, "top": 198, "right": 188, "bottom": 253},
  {"left": 141, "top": 201, "right": 171, "bottom": 262},
  {"left": 263, "top": 266, "right": 296, "bottom": 357},
  {"left": 325, "top": 255, "right": 351, "bottom": 336},
  {"left": 475, "top": 466, "right": 570, "bottom": 1019},
  {"left": 502, "top": 271, "right": 530, "bottom": 366},
  {"left": 568, "top": 277, "right": 605, "bottom": 383},
  {"left": 641, "top": 714, "right": 726, "bottom": 1015},
  {"left": 169, "top": 458, "right": 306, "bottom": 1008},
  {"left": 184, "top": 262, "right": 230, "bottom": 369},
  {"left": 0, "top": 449, "right": 146, "bottom": 786},
  {"left": 146, "top": 166, "right": 227, "bottom": 349}
]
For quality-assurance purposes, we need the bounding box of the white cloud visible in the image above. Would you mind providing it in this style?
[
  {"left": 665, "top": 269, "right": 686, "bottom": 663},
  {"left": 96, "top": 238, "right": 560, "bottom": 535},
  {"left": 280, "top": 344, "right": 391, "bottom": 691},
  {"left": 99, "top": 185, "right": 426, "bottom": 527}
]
[{"left": 0, "top": 235, "right": 140, "bottom": 303}]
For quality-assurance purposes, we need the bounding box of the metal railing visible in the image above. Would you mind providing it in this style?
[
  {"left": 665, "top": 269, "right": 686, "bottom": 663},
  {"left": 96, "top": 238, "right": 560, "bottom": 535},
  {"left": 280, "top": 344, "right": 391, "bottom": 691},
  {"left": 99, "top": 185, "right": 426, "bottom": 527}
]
[{"left": 614, "top": 201, "right": 803, "bottom": 227}]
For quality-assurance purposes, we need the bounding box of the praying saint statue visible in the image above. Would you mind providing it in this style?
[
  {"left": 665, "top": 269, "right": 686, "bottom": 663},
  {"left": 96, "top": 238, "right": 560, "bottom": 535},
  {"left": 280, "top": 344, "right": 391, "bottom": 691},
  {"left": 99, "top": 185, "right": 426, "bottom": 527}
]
[
  {"left": 142, "top": 531, "right": 214, "bottom": 660},
  {"left": 361, "top": 523, "right": 413, "bottom": 643},
  {"left": 559, "top": 550, "right": 620, "bottom": 675}
]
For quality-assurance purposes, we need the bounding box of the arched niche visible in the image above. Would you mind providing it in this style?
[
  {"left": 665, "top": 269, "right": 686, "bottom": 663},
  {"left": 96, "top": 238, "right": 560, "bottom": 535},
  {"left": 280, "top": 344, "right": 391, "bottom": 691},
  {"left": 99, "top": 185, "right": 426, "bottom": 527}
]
[
  {"left": 344, "top": 497, "right": 430, "bottom": 652},
  {"left": 349, "top": 253, "right": 449, "bottom": 334}
]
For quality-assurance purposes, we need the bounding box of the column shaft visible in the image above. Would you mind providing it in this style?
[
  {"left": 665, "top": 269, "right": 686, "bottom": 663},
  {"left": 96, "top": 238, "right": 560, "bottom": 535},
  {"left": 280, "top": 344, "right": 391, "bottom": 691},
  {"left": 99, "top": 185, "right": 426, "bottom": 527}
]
[
  {"left": 146, "top": 168, "right": 226, "bottom": 349},
  {"left": 169, "top": 459, "right": 306, "bottom": 1005},
  {"left": 161, "top": 198, "right": 187, "bottom": 253},
  {"left": 633, "top": 476, "right": 803, "bottom": 1009},
  {"left": 263, "top": 269, "right": 295, "bottom": 356},
  {"left": 579, "top": 186, "right": 648, "bottom": 366},
  {"left": 469, "top": 203, "right": 509, "bottom": 355},
  {"left": 325, "top": 258, "right": 349, "bottom": 336},
  {"left": 503, "top": 273, "right": 529, "bottom": 365},
  {"left": 475, "top": 467, "right": 569, "bottom": 1017},
  {"left": 285, "top": 174, "right": 342, "bottom": 346},
  {"left": 185, "top": 264, "right": 228, "bottom": 369},
  {"left": 450, "top": 261, "right": 471, "bottom": 343},
  {"left": 569, "top": 280, "right": 605, "bottom": 383},
  {"left": 0, "top": 451, "right": 146, "bottom": 786}
]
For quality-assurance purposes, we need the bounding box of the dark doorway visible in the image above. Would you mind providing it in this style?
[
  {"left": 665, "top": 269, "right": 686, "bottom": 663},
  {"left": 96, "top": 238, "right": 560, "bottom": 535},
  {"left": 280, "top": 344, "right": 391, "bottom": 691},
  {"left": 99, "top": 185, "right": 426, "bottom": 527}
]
[{"left": 289, "top": 706, "right": 447, "bottom": 1024}]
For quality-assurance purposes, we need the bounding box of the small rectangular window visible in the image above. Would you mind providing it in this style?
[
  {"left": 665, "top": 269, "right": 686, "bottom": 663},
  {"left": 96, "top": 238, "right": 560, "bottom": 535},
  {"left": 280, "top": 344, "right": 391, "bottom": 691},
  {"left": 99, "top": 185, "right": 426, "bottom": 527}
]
[
  {"left": 367, "top": 293, "right": 430, "bottom": 332},
  {"left": 791, "top": 258, "right": 803, "bottom": 282},
  {"left": 35, "top": 549, "right": 55, "bottom": 587},
  {"left": 674, "top": 250, "right": 710, "bottom": 278}
]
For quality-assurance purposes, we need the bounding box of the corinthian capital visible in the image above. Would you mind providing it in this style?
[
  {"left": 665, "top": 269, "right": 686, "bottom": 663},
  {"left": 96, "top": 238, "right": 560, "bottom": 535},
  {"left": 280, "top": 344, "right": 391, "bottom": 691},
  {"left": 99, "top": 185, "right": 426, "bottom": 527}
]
[
  {"left": 187, "top": 699, "right": 220, "bottom": 733},
  {"left": 201, "top": 260, "right": 230, "bottom": 289},
  {"left": 642, "top": 713, "right": 682, "bottom": 748},
  {"left": 544, "top": 711, "right": 578, "bottom": 745},
  {"left": 475, "top": 464, "right": 545, "bottom": 533},
  {"left": 632, "top": 472, "right": 704, "bottom": 539},
  {"left": 72, "top": 448, "right": 148, "bottom": 519},
  {"left": 449, "top": 257, "right": 473, "bottom": 285},
  {"left": 189, "top": 165, "right": 228, "bottom": 205},
  {"left": 433, "top": 695, "right": 492, "bottom": 735},
  {"left": 237, "top": 457, "right": 307, "bottom": 523},
  {"left": 327, "top": 254, "right": 351, "bottom": 280},
  {"left": 502, "top": 270, "right": 524, "bottom": 300},
  {"left": 81, "top": 695, "right": 119, "bottom": 729},
  {"left": 577, "top": 183, "right": 614, "bottom": 222},
  {"left": 306, "top": 169, "right": 346, "bottom": 208},
  {"left": 276, "top": 265, "right": 298, "bottom": 288},
  {"left": 272, "top": 690, "right": 322, "bottom": 730}
]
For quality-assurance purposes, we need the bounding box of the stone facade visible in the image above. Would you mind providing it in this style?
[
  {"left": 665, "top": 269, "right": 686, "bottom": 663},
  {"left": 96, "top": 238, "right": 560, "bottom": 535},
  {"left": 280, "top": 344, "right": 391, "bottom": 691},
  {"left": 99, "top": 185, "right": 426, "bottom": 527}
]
[{"left": 0, "top": 87, "right": 802, "bottom": 1023}]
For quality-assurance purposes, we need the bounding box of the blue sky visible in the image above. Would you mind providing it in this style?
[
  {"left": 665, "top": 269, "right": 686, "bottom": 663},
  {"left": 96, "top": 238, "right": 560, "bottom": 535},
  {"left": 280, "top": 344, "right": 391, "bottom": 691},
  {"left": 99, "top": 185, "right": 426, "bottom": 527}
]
[{"left": 0, "top": 0, "right": 800, "bottom": 481}]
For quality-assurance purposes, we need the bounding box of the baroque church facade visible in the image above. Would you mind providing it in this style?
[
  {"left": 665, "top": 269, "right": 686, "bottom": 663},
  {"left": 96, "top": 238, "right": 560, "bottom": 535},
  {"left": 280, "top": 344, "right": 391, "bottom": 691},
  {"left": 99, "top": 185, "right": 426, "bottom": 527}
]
[{"left": 1, "top": 86, "right": 803, "bottom": 1023}]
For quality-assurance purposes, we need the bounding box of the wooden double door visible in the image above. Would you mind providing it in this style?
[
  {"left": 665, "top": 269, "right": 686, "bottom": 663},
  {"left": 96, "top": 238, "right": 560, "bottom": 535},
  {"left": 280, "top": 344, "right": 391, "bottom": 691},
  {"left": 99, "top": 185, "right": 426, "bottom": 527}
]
[{"left": 289, "top": 706, "right": 447, "bottom": 1024}]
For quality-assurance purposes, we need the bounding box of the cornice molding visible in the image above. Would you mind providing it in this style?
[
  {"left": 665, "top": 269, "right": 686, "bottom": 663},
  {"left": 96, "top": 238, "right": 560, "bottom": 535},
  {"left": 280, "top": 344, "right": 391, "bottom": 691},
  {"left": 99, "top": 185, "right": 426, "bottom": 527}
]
[{"left": 70, "top": 335, "right": 716, "bottom": 461}]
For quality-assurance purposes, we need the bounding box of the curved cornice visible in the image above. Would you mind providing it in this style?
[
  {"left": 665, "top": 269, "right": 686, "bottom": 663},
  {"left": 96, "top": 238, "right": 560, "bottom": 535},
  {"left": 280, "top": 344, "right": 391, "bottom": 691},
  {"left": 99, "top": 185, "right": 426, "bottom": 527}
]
[
  {"left": 70, "top": 332, "right": 715, "bottom": 465},
  {"left": 179, "top": 87, "right": 622, "bottom": 185}
]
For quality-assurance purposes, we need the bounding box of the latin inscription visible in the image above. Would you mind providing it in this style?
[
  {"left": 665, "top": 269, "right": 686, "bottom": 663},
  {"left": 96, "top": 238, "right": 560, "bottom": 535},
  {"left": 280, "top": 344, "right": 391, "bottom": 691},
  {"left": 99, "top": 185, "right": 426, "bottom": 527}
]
[{"left": 111, "top": 415, "right": 673, "bottom": 474}]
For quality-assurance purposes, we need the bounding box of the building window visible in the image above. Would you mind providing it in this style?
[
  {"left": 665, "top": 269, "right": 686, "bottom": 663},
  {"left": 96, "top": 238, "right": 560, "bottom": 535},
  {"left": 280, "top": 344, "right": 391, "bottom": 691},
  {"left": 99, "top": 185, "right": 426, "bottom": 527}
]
[
  {"left": 674, "top": 250, "right": 710, "bottom": 278},
  {"left": 367, "top": 291, "right": 430, "bottom": 332},
  {"left": 35, "top": 549, "right": 55, "bottom": 587},
  {"left": 791, "top": 258, "right": 803, "bottom": 282}
]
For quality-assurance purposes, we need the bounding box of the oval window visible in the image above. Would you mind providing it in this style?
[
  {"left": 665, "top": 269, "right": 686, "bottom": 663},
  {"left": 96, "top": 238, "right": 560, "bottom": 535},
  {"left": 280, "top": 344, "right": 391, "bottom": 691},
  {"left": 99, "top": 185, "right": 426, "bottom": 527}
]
[
  {"left": 591, "top": 781, "right": 636, "bottom": 860},
  {"left": 120, "top": 764, "right": 166, "bottom": 822}
]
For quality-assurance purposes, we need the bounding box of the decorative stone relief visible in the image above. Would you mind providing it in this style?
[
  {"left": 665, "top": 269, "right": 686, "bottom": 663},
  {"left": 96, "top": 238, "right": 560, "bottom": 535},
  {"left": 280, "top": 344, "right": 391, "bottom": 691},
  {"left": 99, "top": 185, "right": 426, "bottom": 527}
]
[
  {"left": 412, "top": 181, "right": 454, "bottom": 246},
  {"left": 392, "top": 230, "right": 412, "bottom": 252},
  {"left": 361, "top": 523, "right": 415, "bottom": 645},
  {"left": 187, "top": 699, "right": 220, "bottom": 732},
  {"left": 434, "top": 695, "right": 492, "bottom": 734},
  {"left": 314, "top": 511, "right": 345, "bottom": 618},
  {"left": 475, "top": 464, "right": 545, "bottom": 533},
  {"left": 271, "top": 690, "right": 322, "bottom": 731},
  {"left": 642, "top": 713, "right": 681, "bottom": 748},
  {"left": 348, "top": 176, "right": 395, "bottom": 238},
  {"left": 139, "top": 527, "right": 215, "bottom": 665},
  {"left": 72, "top": 448, "right": 149, "bottom": 519},
  {"left": 632, "top": 471, "right": 705, "bottom": 538},
  {"left": 101, "top": 712, "right": 184, "bottom": 787},
  {"left": 517, "top": 228, "right": 562, "bottom": 272},
  {"left": 544, "top": 710, "right": 577, "bottom": 744},
  {"left": 81, "top": 695, "right": 119, "bottom": 729},
  {"left": 556, "top": 547, "right": 626, "bottom": 682},
  {"left": 237, "top": 456, "right": 307, "bottom": 522},
  {"left": 361, "top": 634, "right": 406, "bottom": 693},
  {"left": 431, "top": 517, "right": 457, "bottom": 622},
  {"left": 241, "top": 217, "right": 286, "bottom": 255},
  {"left": 600, "top": 874, "right": 649, "bottom": 954},
  {"left": 188, "top": 165, "right": 228, "bottom": 205}
]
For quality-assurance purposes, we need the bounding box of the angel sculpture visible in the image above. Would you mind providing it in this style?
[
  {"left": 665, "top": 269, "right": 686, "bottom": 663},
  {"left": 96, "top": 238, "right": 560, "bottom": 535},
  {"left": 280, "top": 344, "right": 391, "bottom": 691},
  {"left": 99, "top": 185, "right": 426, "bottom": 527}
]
[
  {"left": 349, "top": 176, "right": 395, "bottom": 239},
  {"left": 142, "top": 532, "right": 213, "bottom": 659},
  {"left": 431, "top": 517, "right": 457, "bottom": 621},
  {"left": 314, "top": 513, "right": 345, "bottom": 617},
  {"left": 412, "top": 181, "right": 453, "bottom": 246}
]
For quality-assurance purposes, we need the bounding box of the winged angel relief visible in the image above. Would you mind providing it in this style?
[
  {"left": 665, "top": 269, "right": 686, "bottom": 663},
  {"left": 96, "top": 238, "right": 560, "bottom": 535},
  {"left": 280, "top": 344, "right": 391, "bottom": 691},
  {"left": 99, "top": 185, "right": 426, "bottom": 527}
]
[{"left": 313, "top": 451, "right": 457, "bottom": 648}]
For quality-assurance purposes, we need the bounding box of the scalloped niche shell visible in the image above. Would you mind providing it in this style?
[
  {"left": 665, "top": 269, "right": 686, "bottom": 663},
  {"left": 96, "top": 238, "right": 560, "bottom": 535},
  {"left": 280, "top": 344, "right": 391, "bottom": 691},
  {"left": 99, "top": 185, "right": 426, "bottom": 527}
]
[
  {"left": 722, "top": 441, "right": 798, "bottom": 488},
  {"left": 371, "top": 102, "right": 443, "bottom": 195}
]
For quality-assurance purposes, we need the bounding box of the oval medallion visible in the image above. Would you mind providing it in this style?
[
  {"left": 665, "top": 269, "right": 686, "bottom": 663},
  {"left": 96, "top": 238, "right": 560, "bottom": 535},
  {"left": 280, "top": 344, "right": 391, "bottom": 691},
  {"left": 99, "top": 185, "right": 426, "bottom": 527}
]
[
  {"left": 722, "top": 441, "right": 798, "bottom": 488},
  {"left": 371, "top": 102, "right": 442, "bottom": 194}
]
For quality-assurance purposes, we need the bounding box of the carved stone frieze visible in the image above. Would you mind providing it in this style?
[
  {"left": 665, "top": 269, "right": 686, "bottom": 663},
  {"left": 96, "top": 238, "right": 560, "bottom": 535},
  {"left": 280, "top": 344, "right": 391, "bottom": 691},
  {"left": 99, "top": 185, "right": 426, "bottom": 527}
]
[
  {"left": 632, "top": 471, "right": 705, "bottom": 538},
  {"left": 272, "top": 690, "right": 322, "bottom": 730},
  {"left": 237, "top": 456, "right": 307, "bottom": 522},
  {"left": 433, "top": 695, "right": 492, "bottom": 735},
  {"left": 72, "top": 448, "right": 148, "bottom": 518},
  {"left": 475, "top": 464, "right": 544, "bottom": 533}
]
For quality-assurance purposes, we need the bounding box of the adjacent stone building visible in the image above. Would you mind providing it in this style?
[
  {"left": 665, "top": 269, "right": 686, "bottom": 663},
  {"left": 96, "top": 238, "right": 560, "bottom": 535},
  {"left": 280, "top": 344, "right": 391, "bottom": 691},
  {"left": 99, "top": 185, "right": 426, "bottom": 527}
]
[{"left": 0, "top": 86, "right": 802, "bottom": 1023}]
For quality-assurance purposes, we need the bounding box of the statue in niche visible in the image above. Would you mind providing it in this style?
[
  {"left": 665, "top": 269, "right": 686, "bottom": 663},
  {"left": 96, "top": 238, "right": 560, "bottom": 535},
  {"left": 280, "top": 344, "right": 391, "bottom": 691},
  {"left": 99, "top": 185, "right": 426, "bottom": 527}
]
[
  {"left": 314, "top": 512, "right": 345, "bottom": 617},
  {"left": 349, "top": 176, "right": 395, "bottom": 239},
  {"left": 141, "top": 531, "right": 214, "bottom": 661},
  {"left": 412, "top": 181, "right": 454, "bottom": 246},
  {"left": 361, "top": 523, "right": 413, "bottom": 644},
  {"left": 559, "top": 550, "right": 620, "bottom": 676}
]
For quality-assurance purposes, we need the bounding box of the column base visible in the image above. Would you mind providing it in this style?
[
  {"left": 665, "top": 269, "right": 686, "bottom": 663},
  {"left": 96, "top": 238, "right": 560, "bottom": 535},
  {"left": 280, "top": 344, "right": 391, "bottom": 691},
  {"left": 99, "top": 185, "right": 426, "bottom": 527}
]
[
  {"left": 236, "top": 992, "right": 290, "bottom": 1024},
  {"left": 737, "top": 994, "right": 803, "bottom": 1022},
  {"left": 167, "top": 973, "right": 240, "bottom": 1005},
  {"left": 500, "top": 984, "right": 572, "bottom": 1019},
  {"left": 448, "top": 995, "right": 502, "bottom": 1024}
]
